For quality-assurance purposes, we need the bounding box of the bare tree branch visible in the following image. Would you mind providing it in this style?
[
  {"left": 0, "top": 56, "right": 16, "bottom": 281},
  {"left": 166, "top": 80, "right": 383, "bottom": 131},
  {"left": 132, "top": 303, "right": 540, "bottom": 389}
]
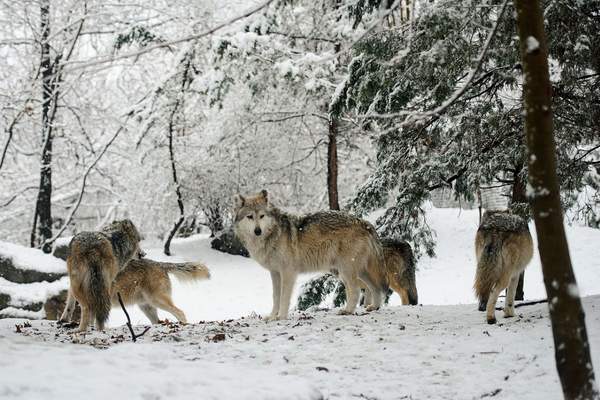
[
  {"left": 60, "top": 0, "right": 276, "bottom": 73},
  {"left": 40, "top": 124, "right": 126, "bottom": 248}
]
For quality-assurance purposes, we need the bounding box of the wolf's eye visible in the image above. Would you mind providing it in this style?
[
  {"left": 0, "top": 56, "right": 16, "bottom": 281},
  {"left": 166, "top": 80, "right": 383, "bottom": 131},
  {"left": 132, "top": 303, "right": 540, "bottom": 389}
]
[
  {"left": 259, "top": 215, "right": 265, "bottom": 219},
  {"left": 247, "top": 215, "right": 253, "bottom": 220}
]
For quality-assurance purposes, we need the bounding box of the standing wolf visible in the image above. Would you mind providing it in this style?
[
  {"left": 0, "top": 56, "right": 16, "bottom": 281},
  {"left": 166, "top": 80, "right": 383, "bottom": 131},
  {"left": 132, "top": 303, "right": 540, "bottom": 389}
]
[
  {"left": 111, "top": 258, "right": 210, "bottom": 324},
  {"left": 474, "top": 210, "right": 533, "bottom": 324},
  {"left": 363, "top": 238, "right": 418, "bottom": 306},
  {"left": 233, "top": 190, "right": 386, "bottom": 320},
  {"left": 59, "top": 220, "right": 143, "bottom": 332}
]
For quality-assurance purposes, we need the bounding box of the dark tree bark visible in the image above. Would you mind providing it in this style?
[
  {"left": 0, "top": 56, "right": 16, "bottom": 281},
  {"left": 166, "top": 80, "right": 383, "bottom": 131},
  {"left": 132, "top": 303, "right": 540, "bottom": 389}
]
[
  {"left": 511, "top": 162, "right": 527, "bottom": 300},
  {"left": 327, "top": 114, "right": 340, "bottom": 210},
  {"left": 32, "top": 0, "right": 54, "bottom": 253},
  {"left": 163, "top": 116, "right": 185, "bottom": 256},
  {"left": 164, "top": 53, "right": 193, "bottom": 256},
  {"left": 515, "top": 1, "right": 599, "bottom": 399}
]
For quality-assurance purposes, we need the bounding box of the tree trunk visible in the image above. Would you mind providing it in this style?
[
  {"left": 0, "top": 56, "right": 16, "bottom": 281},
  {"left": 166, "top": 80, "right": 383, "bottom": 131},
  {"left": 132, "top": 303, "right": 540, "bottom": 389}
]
[
  {"left": 163, "top": 105, "right": 185, "bottom": 256},
  {"left": 163, "top": 53, "right": 193, "bottom": 256},
  {"left": 327, "top": 114, "right": 340, "bottom": 210},
  {"left": 515, "top": 1, "right": 598, "bottom": 399},
  {"left": 33, "top": 0, "right": 54, "bottom": 253},
  {"left": 511, "top": 162, "right": 527, "bottom": 300}
]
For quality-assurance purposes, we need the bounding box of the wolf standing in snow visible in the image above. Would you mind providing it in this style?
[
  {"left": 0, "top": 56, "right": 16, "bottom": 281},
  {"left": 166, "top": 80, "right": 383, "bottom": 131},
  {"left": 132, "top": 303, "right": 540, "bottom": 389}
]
[
  {"left": 59, "top": 219, "right": 143, "bottom": 332},
  {"left": 474, "top": 210, "right": 533, "bottom": 324},
  {"left": 233, "top": 190, "right": 386, "bottom": 320},
  {"left": 111, "top": 258, "right": 210, "bottom": 324},
  {"left": 363, "top": 238, "right": 418, "bottom": 306}
]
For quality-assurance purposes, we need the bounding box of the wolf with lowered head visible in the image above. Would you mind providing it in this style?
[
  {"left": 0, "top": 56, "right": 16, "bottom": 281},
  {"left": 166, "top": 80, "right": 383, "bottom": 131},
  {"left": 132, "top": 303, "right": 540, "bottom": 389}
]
[
  {"left": 363, "top": 238, "right": 418, "bottom": 306},
  {"left": 233, "top": 190, "right": 386, "bottom": 320}
]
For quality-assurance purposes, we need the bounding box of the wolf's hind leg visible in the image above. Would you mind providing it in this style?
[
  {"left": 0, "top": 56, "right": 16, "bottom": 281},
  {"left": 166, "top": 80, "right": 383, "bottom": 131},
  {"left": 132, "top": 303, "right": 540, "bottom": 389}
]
[
  {"left": 59, "top": 289, "right": 77, "bottom": 323},
  {"left": 151, "top": 295, "right": 187, "bottom": 323},
  {"left": 504, "top": 274, "right": 520, "bottom": 318},
  {"left": 485, "top": 286, "right": 504, "bottom": 324},
  {"left": 76, "top": 305, "right": 92, "bottom": 333},
  {"left": 277, "top": 271, "right": 297, "bottom": 320},
  {"left": 358, "top": 271, "right": 382, "bottom": 311},
  {"left": 139, "top": 304, "right": 160, "bottom": 324}
]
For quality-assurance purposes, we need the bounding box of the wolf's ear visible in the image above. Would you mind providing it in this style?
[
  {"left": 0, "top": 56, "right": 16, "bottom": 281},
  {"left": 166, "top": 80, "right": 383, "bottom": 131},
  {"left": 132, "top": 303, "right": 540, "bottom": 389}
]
[
  {"left": 233, "top": 194, "right": 245, "bottom": 210},
  {"left": 259, "top": 189, "right": 268, "bottom": 203}
]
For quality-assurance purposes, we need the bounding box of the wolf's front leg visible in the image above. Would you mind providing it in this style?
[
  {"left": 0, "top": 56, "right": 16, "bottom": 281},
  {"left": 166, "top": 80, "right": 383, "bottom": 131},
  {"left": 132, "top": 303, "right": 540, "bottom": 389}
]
[
  {"left": 265, "top": 270, "right": 281, "bottom": 321},
  {"left": 276, "top": 271, "right": 297, "bottom": 320},
  {"left": 339, "top": 280, "right": 360, "bottom": 315}
]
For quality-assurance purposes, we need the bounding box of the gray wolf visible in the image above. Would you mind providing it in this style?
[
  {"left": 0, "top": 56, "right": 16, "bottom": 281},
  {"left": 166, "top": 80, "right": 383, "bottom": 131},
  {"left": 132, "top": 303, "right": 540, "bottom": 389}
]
[
  {"left": 233, "top": 190, "right": 386, "bottom": 320},
  {"left": 474, "top": 210, "right": 533, "bottom": 324},
  {"left": 111, "top": 258, "right": 210, "bottom": 324},
  {"left": 363, "top": 238, "right": 418, "bottom": 306},
  {"left": 59, "top": 219, "right": 143, "bottom": 332}
]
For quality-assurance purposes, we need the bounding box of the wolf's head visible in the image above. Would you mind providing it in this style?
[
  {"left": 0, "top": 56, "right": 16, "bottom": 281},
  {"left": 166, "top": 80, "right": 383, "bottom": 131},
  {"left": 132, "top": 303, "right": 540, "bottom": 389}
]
[
  {"left": 102, "top": 219, "right": 145, "bottom": 261},
  {"left": 233, "top": 190, "right": 277, "bottom": 240}
]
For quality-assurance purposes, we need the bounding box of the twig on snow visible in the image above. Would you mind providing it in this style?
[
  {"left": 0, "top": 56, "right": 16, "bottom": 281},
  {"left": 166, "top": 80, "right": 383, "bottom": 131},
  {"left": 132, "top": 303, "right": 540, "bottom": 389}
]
[{"left": 117, "top": 292, "right": 150, "bottom": 342}]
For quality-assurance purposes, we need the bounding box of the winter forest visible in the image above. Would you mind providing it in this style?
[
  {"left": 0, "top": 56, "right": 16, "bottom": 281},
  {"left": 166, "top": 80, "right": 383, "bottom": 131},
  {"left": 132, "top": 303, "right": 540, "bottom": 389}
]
[{"left": 0, "top": 0, "right": 599, "bottom": 399}]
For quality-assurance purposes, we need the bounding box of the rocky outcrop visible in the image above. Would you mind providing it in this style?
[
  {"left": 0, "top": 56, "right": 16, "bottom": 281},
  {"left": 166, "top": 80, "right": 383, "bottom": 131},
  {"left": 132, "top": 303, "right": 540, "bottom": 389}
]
[
  {"left": 0, "top": 255, "right": 64, "bottom": 283},
  {"left": 52, "top": 242, "right": 70, "bottom": 261},
  {"left": 210, "top": 229, "right": 249, "bottom": 258},
  {"left": 0, "top": 240, "right": 68, "bottom": 319}
]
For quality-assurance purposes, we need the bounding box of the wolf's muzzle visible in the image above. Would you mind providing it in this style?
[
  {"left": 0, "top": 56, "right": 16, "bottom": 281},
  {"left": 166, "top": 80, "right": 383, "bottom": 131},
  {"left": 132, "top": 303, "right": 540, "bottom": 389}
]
[{"left": 254, "top": 227, "right": 262, "bottom": 236}]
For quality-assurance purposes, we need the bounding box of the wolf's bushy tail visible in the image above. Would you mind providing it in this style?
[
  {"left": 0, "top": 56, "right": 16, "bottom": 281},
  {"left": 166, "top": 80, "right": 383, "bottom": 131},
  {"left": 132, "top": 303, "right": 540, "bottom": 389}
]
[
  {"left": 88, "top": 259, "right": 111, "bottom": 331},
  {"left": 159, "top": 262, "right": 211, "bottom": 282},
  {"left": 474, "top": 231, "right": 501, "bottom": 310}
]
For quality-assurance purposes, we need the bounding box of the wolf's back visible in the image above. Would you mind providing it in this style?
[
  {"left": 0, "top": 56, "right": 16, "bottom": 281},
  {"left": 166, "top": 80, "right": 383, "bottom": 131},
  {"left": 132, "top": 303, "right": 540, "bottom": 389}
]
[{"left": 69, "top": 232, "right": 115, "bottom": 330}]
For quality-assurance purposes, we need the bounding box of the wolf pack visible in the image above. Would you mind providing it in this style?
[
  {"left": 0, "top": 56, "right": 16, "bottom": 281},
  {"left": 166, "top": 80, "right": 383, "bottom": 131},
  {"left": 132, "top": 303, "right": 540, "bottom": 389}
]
[{"left": 58, "top": 190, "right": 533, "bottom": 333}]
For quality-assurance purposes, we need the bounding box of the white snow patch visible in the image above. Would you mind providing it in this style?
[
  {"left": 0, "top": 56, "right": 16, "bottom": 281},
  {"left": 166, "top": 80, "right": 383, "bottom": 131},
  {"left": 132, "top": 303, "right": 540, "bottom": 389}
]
[
  {"left": 567, "top": 283, "right": 580, "bottom": 298},
  {"left": 0, "top": 276, "right": 69, "bottom": 307},
  {"left": 526, "top": 182, "right": 550, "bottom": 199},
  {"left": 0, "top": 306, "right": 45, "bottom": 319},
  {"left": 526, "top": 36, "right": 540, "bottom": 53},
  {"left": 0, "top": 240, "right": 66, "bottom": 274},
  {"left": 275, "top": 59, "right": 300, "bottom": 78}
]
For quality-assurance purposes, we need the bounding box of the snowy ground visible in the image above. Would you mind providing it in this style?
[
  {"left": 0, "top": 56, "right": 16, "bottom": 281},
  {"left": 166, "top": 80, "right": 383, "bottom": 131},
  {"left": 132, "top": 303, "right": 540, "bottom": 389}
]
[
  {"left": 2, "top": 297, "right": 599, "bottom": 399},
  {"left": 0, "top": 205, "right": 599, "bottom": 399}
]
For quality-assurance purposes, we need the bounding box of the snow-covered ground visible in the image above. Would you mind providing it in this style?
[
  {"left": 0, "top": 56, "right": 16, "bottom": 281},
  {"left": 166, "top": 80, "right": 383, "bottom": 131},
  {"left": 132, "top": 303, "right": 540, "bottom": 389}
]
[
  {"left": 2, "top": 297, "right": 599, "bottom": 399},
  {"left": 0, "top": 205, "right": 599, "bottom": 399}
]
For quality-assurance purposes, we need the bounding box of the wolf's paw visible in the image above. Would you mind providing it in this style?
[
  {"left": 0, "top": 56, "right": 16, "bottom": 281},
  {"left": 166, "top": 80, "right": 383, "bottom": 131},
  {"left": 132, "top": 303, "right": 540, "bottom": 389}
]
[
  {"left": 487, "top": 317, "right": 497, "bottom": 325},
  {"left": 337, "top": 309, "right": 355, "bottom": 316},
  {"left": 365, "top": 305, "right": 380, "bottom": 312},
  {"left": 503, "top": 308, "right": 515, "bottom": 318}
]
